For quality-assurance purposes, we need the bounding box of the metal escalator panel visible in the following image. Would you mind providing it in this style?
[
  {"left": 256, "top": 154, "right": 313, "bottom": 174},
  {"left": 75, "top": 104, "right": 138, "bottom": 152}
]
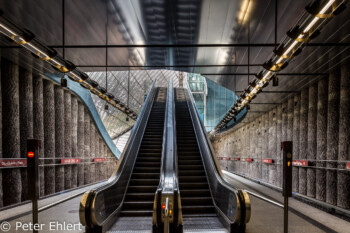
[
  {"left": 121, "top": 88, "right": 166, "bottom": 217},
  {"left": 175, "top": 88, "right": 216, "bottom": 217}
]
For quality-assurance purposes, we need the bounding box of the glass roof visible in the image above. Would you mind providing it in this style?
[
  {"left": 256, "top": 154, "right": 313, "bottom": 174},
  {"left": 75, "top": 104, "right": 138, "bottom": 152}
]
[{"left": 88, "top": 69, "right": 182, "bottom": 140}]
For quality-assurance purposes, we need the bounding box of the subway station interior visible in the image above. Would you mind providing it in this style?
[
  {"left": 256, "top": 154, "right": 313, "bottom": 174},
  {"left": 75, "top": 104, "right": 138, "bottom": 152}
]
[{"left": 0, "top": 0, "right": 349, "bottom": 232}]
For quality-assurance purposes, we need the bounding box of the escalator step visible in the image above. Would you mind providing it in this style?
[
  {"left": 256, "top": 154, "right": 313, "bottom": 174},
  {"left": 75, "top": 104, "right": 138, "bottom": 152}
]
[
  {"left": 179, "top": 182, "right": 209, "bottom": 189},
  {"left": 181, "top": 197, "right": 213, "bottom": 205},
  {"left": 123, "top": 201, "right": 154, "bottom": 210},
  {"left": 127, "top": 186, "right": 158, "bottom": 193},
  {"left": 182, "top": 206, "right": 216, "bottom": 215},
  {"left": 120, "top": 210, "right": 153, "bottom": 217},
  {"left": 180, "top": 189, "right": 211, "bottom": 197},
  {"left": 129, "top": 179, "right": 159, "bottom": 186}
]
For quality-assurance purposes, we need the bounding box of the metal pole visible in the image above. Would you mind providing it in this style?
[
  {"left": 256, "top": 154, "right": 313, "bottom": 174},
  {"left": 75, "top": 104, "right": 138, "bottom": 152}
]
[
  {"left": 32, "top": 198, "right": 38, "bottom": 233},
  {"left": 284, "top": 196, "right": 288, "bottom": 233}
]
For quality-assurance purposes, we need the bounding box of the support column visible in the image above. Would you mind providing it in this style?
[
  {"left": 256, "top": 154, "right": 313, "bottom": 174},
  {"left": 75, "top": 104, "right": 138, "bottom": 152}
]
[
  {"left": 293, "top": 95, "right": 300, "bottom": 192},
  {"left": 90, "top": 123, "right": 96, "bottom": 183},
  {"left": 338, "top": 65, "right": 350, "bottom": 209},
  {"left": 1, "top": 59, "right": 21, "bottom": 205},
  {"left": 54, "top": 86, "right": 64, "bottom": 192},
  {"left": 33, "top": 75, "right": 44, "bottom": 197},
  {"left": 276, "top": 105, "right": 282, "bottom": 187},
  {"left": 43, "top": 80, "right": 55, "bottom": 195},
  {"left": 64, "top": 91, "right": 72, "bottom": 190},
  {"left": 299, "top": 88, "right": 308, "bottom": 195},
  {"left": 326, "top": 71, "right": 340, "bottom": 205},
  {"left": 316, "top": 78, "right": 328, "bottom": 202},
  {"left": 71, "top": 96, "right": 78, "bottom": 188},
  {"left": 77, "top": 102, "right": 85, "bottom": 186},
  {"left": 19, "top": 67, "right": 33, "bottom": 201},
  {"left": 84, "top": 110, "right": 91, "bottom": 184}
]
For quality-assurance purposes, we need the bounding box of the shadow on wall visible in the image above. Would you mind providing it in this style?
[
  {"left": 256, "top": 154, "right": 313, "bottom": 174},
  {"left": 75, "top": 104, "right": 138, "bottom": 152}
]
[
  {"left": 0, "top": 58, "right": 118, "bottom": 208},
  {"left": 212, "top": 64, "right": 350, "bottom": 210}
]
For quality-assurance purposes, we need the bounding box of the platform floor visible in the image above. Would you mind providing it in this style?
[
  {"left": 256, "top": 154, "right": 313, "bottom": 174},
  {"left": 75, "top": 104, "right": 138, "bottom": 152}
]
[
  {"left": 223, "top": 171, "right": 350, "bottom": 233},
  {"left": 2, "top": 173, "right": 349, "bottom": 232},
  {"left": 0, "top": 182, "right": 104, "bottom": 233}
]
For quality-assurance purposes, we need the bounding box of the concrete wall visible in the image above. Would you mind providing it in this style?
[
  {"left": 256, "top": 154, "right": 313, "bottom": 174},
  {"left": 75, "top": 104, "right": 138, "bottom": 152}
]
[
  {"left": 0, "top": 58, "right": 118, "bottom": 208},
  {"left": 212, "top": 65, "right": 350, "bottom": 210}
]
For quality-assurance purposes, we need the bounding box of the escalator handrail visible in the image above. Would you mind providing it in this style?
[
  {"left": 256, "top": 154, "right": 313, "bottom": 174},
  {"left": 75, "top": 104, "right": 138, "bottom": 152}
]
[
  {"left": 161, "top": 79, "right": 177, "bottom": 191},
  {"left": 154, "top": 79, "right": 180, "bottom": 228},
  {"left": 80, "top": 79, "right": 158, "bottom": 229},
  {"left": 184, "top": 82, "right": 250, "bottom": 227}
]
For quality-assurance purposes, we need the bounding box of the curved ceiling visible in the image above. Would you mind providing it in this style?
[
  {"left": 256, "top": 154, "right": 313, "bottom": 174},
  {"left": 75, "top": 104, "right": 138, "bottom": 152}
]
[{"left": 1, "top": 0, "right": 349, "bottom": 124}]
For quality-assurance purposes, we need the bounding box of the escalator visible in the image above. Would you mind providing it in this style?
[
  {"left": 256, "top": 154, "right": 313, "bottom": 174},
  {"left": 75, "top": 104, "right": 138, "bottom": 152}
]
[
  {"left": 175, "top": 88, "right": 250, "bottom": 232},
  {"left": 175, "top": 89, "right": 216, "bottom": 217},
  {"left": 120, "top": 89, "right": 166, "bottom": 217},
  {"left": 80, "top": 86, "right": 167, "bottom": 233}
]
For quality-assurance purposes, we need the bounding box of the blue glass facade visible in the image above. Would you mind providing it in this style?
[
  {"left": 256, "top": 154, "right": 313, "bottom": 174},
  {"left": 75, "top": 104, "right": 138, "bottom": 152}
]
[{"left": 188, "top": 73, "right": 241, "bottom": 132}]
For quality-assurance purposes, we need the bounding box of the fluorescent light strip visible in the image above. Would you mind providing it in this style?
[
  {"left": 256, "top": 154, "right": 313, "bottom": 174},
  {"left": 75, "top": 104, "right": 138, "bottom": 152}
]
[
  {"left": 26, "top": 43, "right": 50, "bottom": 58},
  {"left": 0, "top": 23, "right": 17, "bottom": 36}
]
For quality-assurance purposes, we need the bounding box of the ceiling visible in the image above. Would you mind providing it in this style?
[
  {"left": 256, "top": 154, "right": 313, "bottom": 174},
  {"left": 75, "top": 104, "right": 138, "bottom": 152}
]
[{"left": 1, "top": 0, "right": 349, "bottom": 124}]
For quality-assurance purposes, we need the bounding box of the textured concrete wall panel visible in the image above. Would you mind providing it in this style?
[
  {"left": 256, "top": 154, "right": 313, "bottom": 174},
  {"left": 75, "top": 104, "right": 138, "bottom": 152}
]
[
  {"left": 54, "top": 86, "right": 64, "bottom": 192},
  {"left": 268, "top": 110, "right": 277, "bottom": 185},
  {"left": 307, "top": 85, "right": 317, "bottom": 198},
  {"left": 337, "top": 65, "right": 350, "bottom": 209},
  {"left": 43, "top": 80, "right": 55, "bottom": 195},
  {"left": 33, "top": 75, "right": 45, "bottom": 197},
  {"left": 299, "top": 88, "right": 308, "bottom": 195},
  {"left": 77, "top": 103, "right": 85, "bottom": 186},
  {"left": 292, "top": 95, "right": 300, "bottom": 192},
  {"left": 64, "top": 91, "right": 72, "bottom": 189},
  {"left": 326, "top": 71, "right": 340, "bottom": 205},
  {"left": 84, "top": 110, "right": 91, "bottom": 184},
  {"left": 276, "top": 105, "right": 283, "bottom": 187},
  {"left": 2, "top": 60, "right": 22, "bottom": 206},
  {"left": 316, "top": 78, "right": 328, "bottom": 202},
  {"left": 90, "top": 124, "right": 96, "bottom": 183},
  {"left": 71, "top": 96, "right": 78, "bottom": 188},
  {"left": 19, "top": 68, "right": 33, "bottom": 201}
]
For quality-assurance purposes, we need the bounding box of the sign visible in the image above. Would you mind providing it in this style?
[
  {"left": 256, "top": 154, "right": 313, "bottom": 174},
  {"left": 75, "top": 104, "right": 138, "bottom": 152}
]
[
  {"left": 262, "top": 159, "right": 273, "bottom": 164},
  {"left": 346, "top": 162, "right": 350, "bottom": 170},
  {"left": 61, "top": 158, "right": 81, "bottom": 164},
  {"left": 292, "top": 160, "right": 308, "bottom": 166},
  {"left": 0, "top": 159, "right": 27, "bottom": 167},
  {"left": 234, "top": 158, "right": 240, "bottom": 161},
  {"left": 245, "top": 158, "right": 253, "bottom": 162},
  {"left": 93, "top": 158, "right": 106, "bottom": 162}
]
